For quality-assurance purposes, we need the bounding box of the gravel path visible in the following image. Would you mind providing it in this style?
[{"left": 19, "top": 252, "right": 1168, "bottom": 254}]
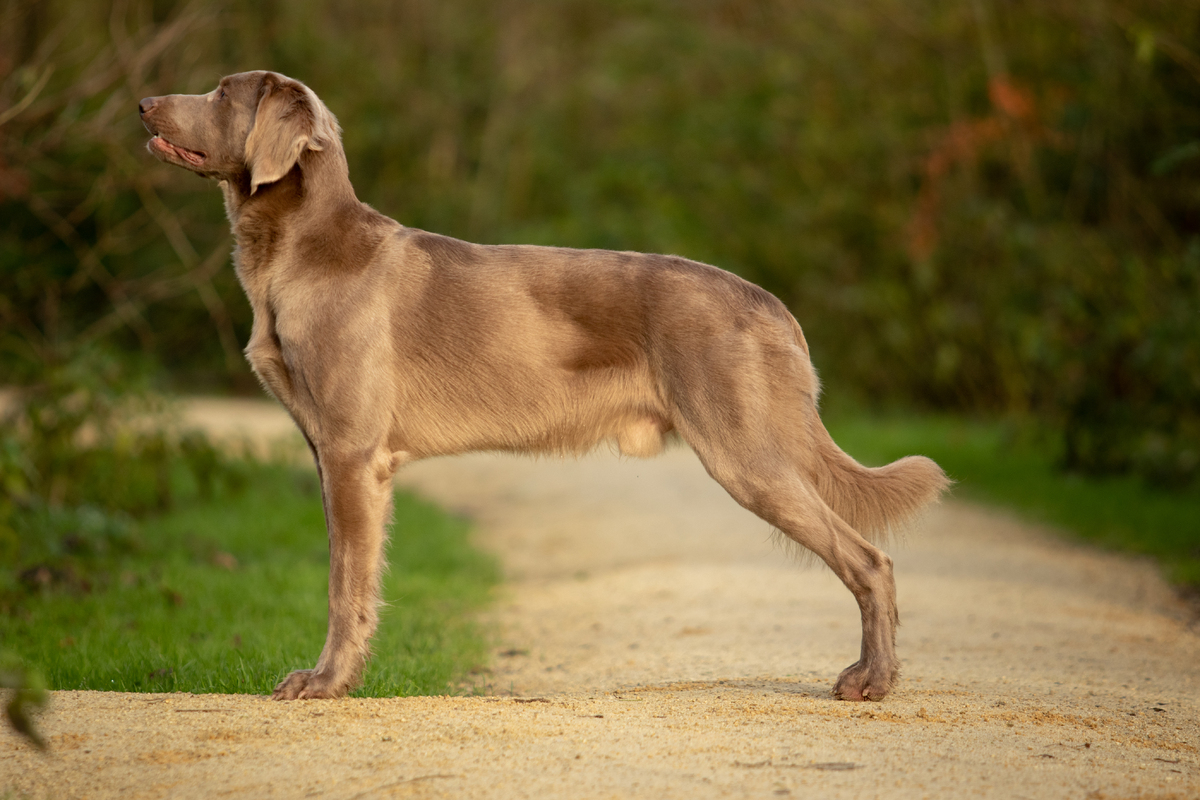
[{"left": 3, "top": 399, "right": 1198, "bottom": 798}]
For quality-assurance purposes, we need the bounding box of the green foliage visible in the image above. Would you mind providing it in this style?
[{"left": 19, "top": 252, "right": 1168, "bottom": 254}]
[
  {"left": 1, "top": 465, "right": 498, "bottom": 697},
  {"left": 0, "top": 1, "right": 250, "bottom": 391},
  {"left": 0, "top": 652, "right": 47, "bottom": 750},
  {"left": 3, "top": 0, "right": 1199, "bottom": 488},
  {"left": 0, "top": 349, "right": 246, "bottom": 615}
]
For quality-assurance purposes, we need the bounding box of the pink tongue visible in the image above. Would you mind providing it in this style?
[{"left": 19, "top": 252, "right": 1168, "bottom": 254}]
[
  {"left": 174, "top": 142, "right": 205, "bottom": 166},
  {"left": 156, "top": 136, "right": 204, "bottom": 165},
  {"left": 177, "top": 146, "right": 204, "bottom": 165}
]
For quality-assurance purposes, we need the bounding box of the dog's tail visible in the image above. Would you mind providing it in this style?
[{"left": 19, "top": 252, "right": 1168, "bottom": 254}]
[{"left": 808, "top": 415, "right": 951, "bottom": 543}]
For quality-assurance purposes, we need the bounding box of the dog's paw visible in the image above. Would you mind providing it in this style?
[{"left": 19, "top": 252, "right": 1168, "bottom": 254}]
[
  {"left": 272, "top": 669, "right": 315, "bottom": 700},
  {"left": 832, "top": 660, "right": 897, "bottom": 702},
  {"left": 271, "top": 669, "right": 347, "bottom": 700}
]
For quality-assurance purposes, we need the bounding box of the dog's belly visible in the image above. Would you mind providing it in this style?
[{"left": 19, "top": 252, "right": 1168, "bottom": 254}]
[{"left": 387, "top": 355, "right": 670, "bottom": 460}]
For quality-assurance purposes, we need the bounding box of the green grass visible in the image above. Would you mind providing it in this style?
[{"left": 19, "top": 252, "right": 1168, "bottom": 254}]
[
  {"left": 2, "top": 465, "right": 498, "bottom": 696},
  {"left": 825, "top": 413, "right": 1200, "bottom": 590}
]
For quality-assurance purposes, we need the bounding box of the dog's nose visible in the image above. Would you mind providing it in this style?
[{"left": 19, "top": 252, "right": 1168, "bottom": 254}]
[{"left": 139, "top": 97, "right": 158, "bottom": 117}]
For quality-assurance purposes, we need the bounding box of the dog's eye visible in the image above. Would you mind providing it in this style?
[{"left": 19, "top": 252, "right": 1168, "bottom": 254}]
[{"left": 218, "top": 88, "right": 227, "bottom": 100}]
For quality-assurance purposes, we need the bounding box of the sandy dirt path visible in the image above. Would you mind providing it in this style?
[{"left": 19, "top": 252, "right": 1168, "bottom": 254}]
[{"left": 4, "top": 399, "right": 1198, "bottom": 799}]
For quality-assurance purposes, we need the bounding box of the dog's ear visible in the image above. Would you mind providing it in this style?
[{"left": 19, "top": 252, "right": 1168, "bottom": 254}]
[{"left": 244, "top": 75, "right": 333, "bottom": 193}]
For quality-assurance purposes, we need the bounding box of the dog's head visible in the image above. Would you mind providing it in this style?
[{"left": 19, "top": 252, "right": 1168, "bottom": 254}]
[{"left": 140, "top": 71, "right": 340, "bottom": 194}]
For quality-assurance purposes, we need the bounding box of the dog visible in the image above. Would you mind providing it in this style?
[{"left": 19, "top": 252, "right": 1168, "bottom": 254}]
[{"left": 139, "top": 70, "right": 949, "bottom": 702}]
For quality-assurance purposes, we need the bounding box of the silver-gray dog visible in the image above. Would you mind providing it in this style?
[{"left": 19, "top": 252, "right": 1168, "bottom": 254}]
[{"left": 140, "top": 71, "right": 948, "bottom": 702}]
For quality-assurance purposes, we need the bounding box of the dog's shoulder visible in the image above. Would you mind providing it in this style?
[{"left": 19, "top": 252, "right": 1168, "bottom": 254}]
[{"left": 403, "top": 229, "right": 481, "bottom": 268}]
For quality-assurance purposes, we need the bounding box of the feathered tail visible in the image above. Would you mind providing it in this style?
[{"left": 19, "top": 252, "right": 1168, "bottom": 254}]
[{"left": 808, "top": 416, "right": 951, "bottom": 542}]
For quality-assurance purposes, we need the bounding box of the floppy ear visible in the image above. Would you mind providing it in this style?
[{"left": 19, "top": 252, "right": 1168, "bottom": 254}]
[{"left": 244, "top": 77, "right": 327, "bottom": 193}]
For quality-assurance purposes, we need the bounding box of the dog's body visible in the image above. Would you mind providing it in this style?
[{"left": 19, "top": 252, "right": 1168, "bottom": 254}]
[{"left": 140, "top": 71, "right": 949, "bottom": 702}]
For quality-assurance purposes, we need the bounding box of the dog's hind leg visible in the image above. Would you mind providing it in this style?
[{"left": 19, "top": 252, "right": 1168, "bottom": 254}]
[
  {"left": 687, "top": 439, "right": 900, "bottom": 701},
  {"left": 272, "top": 446, "right": 398, "bottom": 700}
]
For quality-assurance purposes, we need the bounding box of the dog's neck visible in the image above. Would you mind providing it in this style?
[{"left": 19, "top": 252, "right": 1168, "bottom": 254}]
[{"left": 220, "top": 147, "right": 358, "bottom": 279}]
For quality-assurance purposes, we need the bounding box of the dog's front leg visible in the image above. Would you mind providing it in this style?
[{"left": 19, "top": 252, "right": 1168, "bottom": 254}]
[{"left": 272, "top": 447, "right": 396, "bottom": 700}]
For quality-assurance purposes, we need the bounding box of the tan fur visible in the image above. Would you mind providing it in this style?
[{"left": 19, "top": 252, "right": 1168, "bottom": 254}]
[{"left": 140, "top": 71, "right": 950, "bottom": 702}]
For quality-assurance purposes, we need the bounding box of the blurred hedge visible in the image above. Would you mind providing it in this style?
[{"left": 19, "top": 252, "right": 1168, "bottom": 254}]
[{"left": 2, "top": 0, "right": 1198, "bottom": 489}]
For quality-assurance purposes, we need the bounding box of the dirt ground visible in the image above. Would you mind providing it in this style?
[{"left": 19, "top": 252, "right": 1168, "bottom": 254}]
[{"left": 3, "top": 398, "right": 1198, "bottom": 799}]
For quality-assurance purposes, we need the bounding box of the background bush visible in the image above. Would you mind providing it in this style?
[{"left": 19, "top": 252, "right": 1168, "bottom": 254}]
[
  {"left": 0, "top": 348, "right": 245, "bottom": 615},
  {"left": 2, "top": 0, "right": 1198, "bottom": 489}
]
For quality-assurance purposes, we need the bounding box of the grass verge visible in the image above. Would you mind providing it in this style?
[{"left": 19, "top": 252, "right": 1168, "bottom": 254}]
[
  {"left": 2, "top": 464, "right": 498, "bottom": 696},
  {"left": 825, "top": 413, "right": 1200, "bottom": 591}
]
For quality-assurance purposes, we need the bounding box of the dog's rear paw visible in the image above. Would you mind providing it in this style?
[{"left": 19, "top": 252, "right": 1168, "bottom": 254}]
[
  {"left": 832, "top": 661, "right": 897, "bottom": 702},
  {"left": 271, "top": 669, "right": 347, "bottom": 700}
]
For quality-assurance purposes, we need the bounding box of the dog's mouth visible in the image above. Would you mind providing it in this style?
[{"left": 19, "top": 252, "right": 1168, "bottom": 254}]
[{"left": 148, "top": 134, "right": 207, "bottom": 167}]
